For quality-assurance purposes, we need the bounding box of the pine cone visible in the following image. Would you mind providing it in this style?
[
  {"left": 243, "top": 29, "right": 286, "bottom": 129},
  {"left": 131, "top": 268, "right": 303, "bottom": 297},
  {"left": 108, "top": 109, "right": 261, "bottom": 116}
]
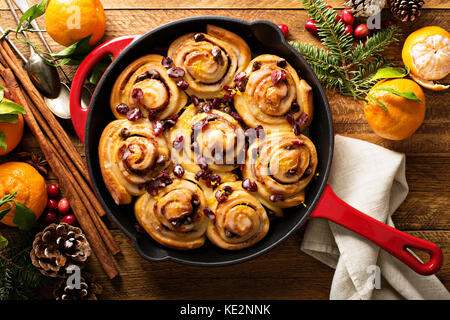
[
  {"left": 53, "top": 271, "right": 102, "bottom": 300},
  {"left": 30, "top": 223, "right": 91, "bottom": 277},
  {"left": 390, "top": 0, "right": 424, "bottom": 22},
  {"left": 344, "top": 0, "right": 386, "bottom": 17}
]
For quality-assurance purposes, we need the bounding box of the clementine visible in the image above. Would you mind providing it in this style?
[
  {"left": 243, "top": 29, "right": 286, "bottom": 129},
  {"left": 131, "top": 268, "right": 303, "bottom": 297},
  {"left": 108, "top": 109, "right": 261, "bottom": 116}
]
[{"left": 0, "top": 162, "right": 47, "bottom": 227}]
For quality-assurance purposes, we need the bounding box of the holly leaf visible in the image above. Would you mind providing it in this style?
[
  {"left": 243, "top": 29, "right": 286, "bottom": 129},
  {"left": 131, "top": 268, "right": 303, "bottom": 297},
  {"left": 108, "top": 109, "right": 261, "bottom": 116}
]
[
  {"left": 0, "top": 131, "right": 6, "bottom": 151},
  {"left": 18, "top": 0, "right": 48, "bottom": 31},
  {"left": 375, "top": 86, "right": 423, "bottom": 102},
  {"left": 0, "top": 99, "right": 26, "bottom": 115},
  {"left": 371, "top": 66, "right": 410, "bottom": 81},
  {"left": 0, "top": 114, "right": 19, "bottom": 124},
  {"left": 50, "top": 35, "right": 92, "bottom": 60},
  {"left": 13, "top": 202, "right": 36, "bottom": 231},
  {"left": 0, "top": 233, "right": 8, "bottom": 248}
]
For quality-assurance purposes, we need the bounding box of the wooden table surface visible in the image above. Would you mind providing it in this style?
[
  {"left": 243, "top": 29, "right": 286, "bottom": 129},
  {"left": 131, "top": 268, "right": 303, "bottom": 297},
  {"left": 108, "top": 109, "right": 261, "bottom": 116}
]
[{"left": 1, "top": 0, "right": 449, "bottom": 299}]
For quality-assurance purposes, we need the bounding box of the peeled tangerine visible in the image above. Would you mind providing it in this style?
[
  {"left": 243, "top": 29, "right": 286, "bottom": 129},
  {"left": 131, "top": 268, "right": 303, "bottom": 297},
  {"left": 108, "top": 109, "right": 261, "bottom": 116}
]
[{"left": 402, "top": 26, "right": 450, "bottom": 91}]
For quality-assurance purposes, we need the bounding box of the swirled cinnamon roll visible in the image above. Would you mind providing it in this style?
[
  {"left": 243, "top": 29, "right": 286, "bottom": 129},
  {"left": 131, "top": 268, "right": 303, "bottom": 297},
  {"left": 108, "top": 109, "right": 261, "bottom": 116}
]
[
  {"left": 169, "top": 104, "right": 245, "bottom": 173},
  {"left": 234, "top": 54, "right": 313, "bottom": 132},
  {"left": 243, "top": 131, "right": 318, "bottom": 214},
  {"left": 167, "top": 25, "right": 251, "bottom": 99},
  {"left": 110, "top": 54, "right": 188, "bottom": 120},
  {"left": 135, "top": 172, "right": 208, "bottom": 249},
  {"left": 207, "top": 181, "right": 269, "bottom": 250},
  {"left": 99, "top": 119, "right": 170, "bottom": 205}
]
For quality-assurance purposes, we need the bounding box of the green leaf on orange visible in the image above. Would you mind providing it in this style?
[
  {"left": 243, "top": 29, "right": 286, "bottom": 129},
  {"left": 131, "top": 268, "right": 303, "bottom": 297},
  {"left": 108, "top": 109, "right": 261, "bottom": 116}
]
[
  {"left": 375, "top": 86, "right": 423, "bottom": 102},
  {"left": 13, "top": 202, "right": 36, "bottom": 231}
]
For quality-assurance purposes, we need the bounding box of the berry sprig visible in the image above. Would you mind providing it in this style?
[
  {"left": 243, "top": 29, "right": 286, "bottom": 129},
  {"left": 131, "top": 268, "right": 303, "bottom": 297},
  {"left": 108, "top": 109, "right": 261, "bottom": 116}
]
[{"left": 41, "top": 184, "right": 76, "bottom": 225}]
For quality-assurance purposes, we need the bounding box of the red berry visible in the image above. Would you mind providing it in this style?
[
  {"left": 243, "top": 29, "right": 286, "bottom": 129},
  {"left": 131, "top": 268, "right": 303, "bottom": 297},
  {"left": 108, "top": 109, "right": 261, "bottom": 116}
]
[
  {"left": 42, "top": 211, "right": 57, "bottom": 224},
  {"left": 325, "top": 5, "right": 333, "bottom": 9},
  {"left": 342, "top": 8, "right": 355, "bottom": 25},
  {"left": 47, "top": 184, "right": 59, "bottom": 197},
  {"left": 335, "top": 15, "right": 343, "bottom": 24},
  {"left": 354, "top": 24, "right": 370, "bottom": 39},
  {"left": 47, "top": 198, "right": 58, "bottom": 211},
  {"left": 57, "top": 198, "right": 71, "bottom": 215},
  {"left": 277, "top": 24, "right": 288, "bottom": 37},
  {"left": 305, "top": 20, "right": 318, "bottom": 35},
  {"left": 344, "top": 24, "right": 353, "bottom": 36},
  {"left": 61, "top": 214, "right": 76, "bottom": 225}
]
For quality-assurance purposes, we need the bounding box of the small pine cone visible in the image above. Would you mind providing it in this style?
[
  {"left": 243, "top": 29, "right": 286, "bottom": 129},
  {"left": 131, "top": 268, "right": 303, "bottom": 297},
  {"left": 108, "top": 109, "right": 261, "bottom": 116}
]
[
  {"left": 30, "top": 223, "right": 91, "bottom": 277},
  {"left": 390, "top": 0, "right": 424, "bottom": 22},
  {"left": 53, "top": 271, "right": 102, "bottom": 300},
  {"left": 344, "top": 0, "right": 386, "bottom": 17}
]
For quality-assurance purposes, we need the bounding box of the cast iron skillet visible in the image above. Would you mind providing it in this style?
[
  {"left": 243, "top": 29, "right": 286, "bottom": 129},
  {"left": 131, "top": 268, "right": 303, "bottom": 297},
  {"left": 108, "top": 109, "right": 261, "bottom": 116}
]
[{"left": 70, "top": 16, "right": 443, "bottom": 274}]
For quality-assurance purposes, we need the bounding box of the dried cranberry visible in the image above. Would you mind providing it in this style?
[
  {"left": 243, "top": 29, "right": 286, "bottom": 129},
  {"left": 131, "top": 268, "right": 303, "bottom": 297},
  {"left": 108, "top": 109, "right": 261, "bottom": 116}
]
[
  {"left": 236, "top": 78, "right": 248, "bottom": 92},
  {"left": 120, "top": 127, "right": 130, "bottom": 138},
  {"left": 223, "top": 185, "right": 233, "bottom": 196},
  {"left": 254, "top": 125, "right": 265, "bottom": 139},
  {"left": 207, "top": 174, "right": 221, "bottom": 188},
  {"left": 195, "top": 170, "right": 205, "bottom": 181},
  {"left": 152, "top": 120, "right": 164, "bottom": 136},
  {"left": 198, "top": 102, "right": 211, "bottom": 113},
  {"left": 270, "top": 194, "right": 285, "bottom": 202},
  {"left": 276, "top": 59, "right": 287, "bottom": 68},
  {"left": 290, "top": 101, "right": 300, "bottom": 113},
  {"left": 161, "top": 56, "right": 173, "bottom": 68},
  {"left": 234, "top": 72, "right": 247, "bottom": 83},
  {"left": 215, "top": 190, "right": 227, "bottom": 203},
  {"left": 148, "top": 70, "right": 160, "bottom": 79},
  {"left": 147, "top": 108, "right": 158, "bottom": 120},
  {"left": 211, "top": 48, "right": 223, "bottom": 64},
  {"left": 115, "top": 103, "right": 129, "bottom": 115},
  {"left": 242, "top": 178, "right": 257, "bottom": 192},
  {"left": 231, "top": 112, "right": 243, "bottom": 122},
  {"left": 298, "top": 112, "right": 309, "bottom": 126},
  {"left": 147, "top": 185, "right": 158, "bottom": 196},
  {"left": 197, "top": 156, "right": 208, "bottom": 170},
  {"left": 292, "top": 140, "right": 305, "bottom": 146},
  {"left": 173, "top": 164, "right": 185, "bottom": 178},
  {"left": 164, "top": 119, "right": 177, "bottom": 129},
  {"left": 204, "top": 208, "right": 216, "bottom": 220},
  {"left": 303, "top": 167, "right": 313, "bottom": 177},
  {"left": 191, "top": 95, "right": 199, "bottom": 106},
  {"left": 223, "top": 106, "right": 232, "bottom": 114},
  {"left": 194, "top": 33, "right": 205, "bottom": 42},
  {"left": 131, "top": 88, "right": 144, "bottom": 103},
  {"left": 252, "top": 61, "right": 261, "bottom": 71},
  {"left": 167, "top": 67, "right": 185, "bottom": 78},
  {"left": 135, "top": 73, "right": 148, "bottom": 82},
  {"left": 177, "top": 80, "right": 189, "bottom": 90},
  {"left": 293, "top": 123, "right": 301, "bottom": 136},
  {"left": 211, "top": 97, "right": 221, "bottom": 108},
  {"left": 172, "top": 135, "right": 184, "bottom": 149},
  {"left": 222, "top": 85, "right": 234, "bottom": 92},
  {"left": 286, "top": 113, "right": 295, "bottom": 126},
  {"left": 271, "top": 69, "right": 287, "bottom": 84},
  {"left": 286, "top": 169, "right": 297, "bottom": 176},
  {"left": 127, "top": 108, "right": 143, "bottom": 121}
]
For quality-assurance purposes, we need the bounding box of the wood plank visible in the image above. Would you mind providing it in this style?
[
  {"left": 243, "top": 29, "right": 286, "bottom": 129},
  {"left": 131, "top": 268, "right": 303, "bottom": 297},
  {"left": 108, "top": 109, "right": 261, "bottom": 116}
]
[
  {"left": 84, "top": 229, "right": 449, "bottom": 299},
  {"left": 3, "top": 0, "right": 449, "bottom": 10}
]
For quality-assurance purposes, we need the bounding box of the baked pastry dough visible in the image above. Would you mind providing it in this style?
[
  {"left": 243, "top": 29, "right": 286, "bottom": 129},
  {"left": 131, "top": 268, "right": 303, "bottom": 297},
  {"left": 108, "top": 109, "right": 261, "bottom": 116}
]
[
  {"left": 168, "top": 25, "right": 251, "bottom": 99},
  {"left": 135, "top": 172, "right": 208, "bottom": 249},
  {"left": 234, "top": 54, "right": 313, "bottom": 132},
  {"left": 243, "top": 131, "right": 318, "bottom": 215},
  {"left": 207, "top": 181, "right": 269, "bottom": 250},
  {"left": 99, "top": 119, "right": 170, "bottom": 205},
  {"left": 110, "top": 54, "right": 188, "bottom": 119},
  {"left": 168, "top": 104, "right": 245, "bottom": 173}
]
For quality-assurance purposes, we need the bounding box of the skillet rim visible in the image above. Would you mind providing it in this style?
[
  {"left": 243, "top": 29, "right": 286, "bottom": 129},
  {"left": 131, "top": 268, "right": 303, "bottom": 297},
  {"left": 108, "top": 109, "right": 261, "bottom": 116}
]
[{"left": 85, "top": 16, "right": 334, "bottom": 266}]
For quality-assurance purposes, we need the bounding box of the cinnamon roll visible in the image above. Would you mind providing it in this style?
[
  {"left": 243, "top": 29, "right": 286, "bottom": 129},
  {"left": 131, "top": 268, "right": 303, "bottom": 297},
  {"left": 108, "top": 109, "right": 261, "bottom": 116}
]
[
  {"left": 167, "top": 25, "right": 251, "bottom": 99},
  {"left": 110, "top": 54, "right": 188, "bottom": 120},
  {"left": 135, "top": 172, "right": 208, "bottom": 249},
  {"left": 207, "top": 181, "right": 269, "bottom": 250},
  {"left": 234, "top": 54, "right": 314, "bottom": 132},
  {"left": 243, "top": 131, "right": 318, "bottom": 214},
  {"left": 99, "top": 119, "right": 170, "bottom": 205},
  {"left": 168, "top": 104, "right": 246, "bottom": 173}
]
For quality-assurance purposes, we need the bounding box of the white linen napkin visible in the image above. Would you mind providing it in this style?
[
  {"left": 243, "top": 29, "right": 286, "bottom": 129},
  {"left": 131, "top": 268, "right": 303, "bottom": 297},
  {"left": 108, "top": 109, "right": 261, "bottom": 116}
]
[{"left": 301, "top": 135, "right": 450, "bottom": 300}]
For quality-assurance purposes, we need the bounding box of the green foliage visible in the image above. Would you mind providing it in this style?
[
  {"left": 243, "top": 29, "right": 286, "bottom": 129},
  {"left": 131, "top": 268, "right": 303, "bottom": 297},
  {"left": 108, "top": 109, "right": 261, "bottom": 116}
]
[
  {"left": 0, "top": 191, "right": 36, "bottom": 231},
  {"left": 289, "top": 0, "right": 401, "bottom": 101},
  {"left": 0, "top": 231, "right": 55, "bottom": 300},
  {"left": 0, "top": 86, "right": 27, "bottom": 151}
]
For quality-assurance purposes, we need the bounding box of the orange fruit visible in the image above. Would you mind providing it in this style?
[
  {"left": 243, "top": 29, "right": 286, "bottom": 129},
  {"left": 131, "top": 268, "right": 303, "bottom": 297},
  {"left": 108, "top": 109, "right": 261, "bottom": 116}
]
[
  {"left": 45, "top": 0, "right": 106, "bottom": 47},
  {"left": 0, "top": 111, "right": 24, "bottom": 156},
  {"left": 402, "top": 26, "right": 450, "bottom": 91},
  {"left": 0, "top": 162, "right": 47, "bottom": 227},
  {"left": 364, "top": 79, "right": 426, "bottom": 141}
]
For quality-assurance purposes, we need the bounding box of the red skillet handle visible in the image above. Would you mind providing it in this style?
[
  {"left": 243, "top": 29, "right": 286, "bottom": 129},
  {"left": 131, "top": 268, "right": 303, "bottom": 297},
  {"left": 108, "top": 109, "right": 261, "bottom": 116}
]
[
  {"left": 310, "top": 184, "right": 443, "bottom": 276},
  {"left": 70, "top": 35, "right": 141, "bottom": 143}
]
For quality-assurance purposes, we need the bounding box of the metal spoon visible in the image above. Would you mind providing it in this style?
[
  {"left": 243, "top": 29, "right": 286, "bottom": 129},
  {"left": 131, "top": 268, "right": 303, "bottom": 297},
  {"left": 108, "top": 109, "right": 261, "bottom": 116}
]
[{"left": 5, "top": 0, "right": 61, "bottom": 101}]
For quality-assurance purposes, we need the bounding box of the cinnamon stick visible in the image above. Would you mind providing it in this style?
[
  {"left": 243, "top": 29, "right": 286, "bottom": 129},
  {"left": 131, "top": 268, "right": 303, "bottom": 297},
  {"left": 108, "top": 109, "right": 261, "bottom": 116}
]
[{"left": 0, "top": 67, "right": 119, "bottom": 279}]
